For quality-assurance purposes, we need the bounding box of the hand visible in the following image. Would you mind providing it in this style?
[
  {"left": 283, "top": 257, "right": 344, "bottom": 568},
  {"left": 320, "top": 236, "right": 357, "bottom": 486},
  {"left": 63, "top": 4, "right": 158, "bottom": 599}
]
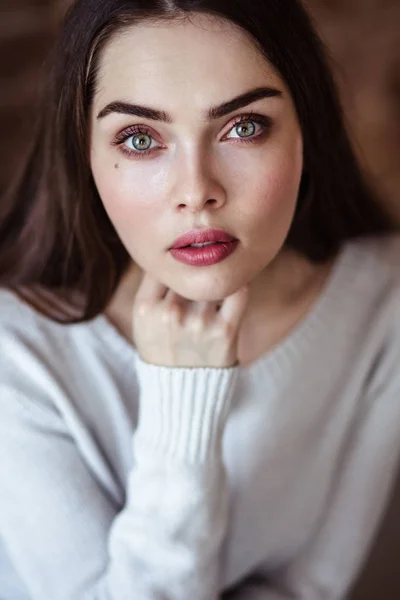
[{"left": 132, "top": 273, "right": 250, "bottom": 368}]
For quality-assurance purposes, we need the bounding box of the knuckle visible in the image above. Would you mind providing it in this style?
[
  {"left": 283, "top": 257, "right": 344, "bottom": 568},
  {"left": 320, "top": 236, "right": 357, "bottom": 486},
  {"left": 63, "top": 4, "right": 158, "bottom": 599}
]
[
  {"left": 188, "top": 316, "right": 205, "bottom": 333},
  {"left": 135, "top": 300, "right": 152, "bottom": 318},
  {"left": 161, "top": 304, "right": 181, "bottom": 325}
]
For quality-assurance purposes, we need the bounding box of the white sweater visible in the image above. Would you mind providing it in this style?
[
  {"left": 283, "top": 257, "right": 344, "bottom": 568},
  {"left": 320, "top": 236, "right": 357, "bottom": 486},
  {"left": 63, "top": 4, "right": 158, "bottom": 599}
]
[{"left": 1, "top": 234, "right": 400, "bottom": 600}]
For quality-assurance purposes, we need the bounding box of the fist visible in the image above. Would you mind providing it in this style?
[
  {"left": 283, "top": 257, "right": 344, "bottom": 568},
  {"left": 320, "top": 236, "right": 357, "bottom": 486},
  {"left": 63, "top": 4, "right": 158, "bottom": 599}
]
[{"left": 132, "top": 273, "right": 250, "bottom": 368}]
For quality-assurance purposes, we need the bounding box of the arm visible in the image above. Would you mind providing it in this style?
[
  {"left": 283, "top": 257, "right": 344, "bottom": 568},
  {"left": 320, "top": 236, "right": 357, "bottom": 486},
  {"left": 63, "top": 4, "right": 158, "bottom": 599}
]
[{"left": 0, "top": 354, "right": 238, "bottom": 600}]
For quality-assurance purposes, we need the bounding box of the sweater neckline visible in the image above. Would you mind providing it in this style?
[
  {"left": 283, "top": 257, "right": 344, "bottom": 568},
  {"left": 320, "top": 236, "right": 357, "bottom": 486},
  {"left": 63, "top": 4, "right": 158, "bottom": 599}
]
[{"left": 93, "top": 239, "right": 364, "bottom": 380}]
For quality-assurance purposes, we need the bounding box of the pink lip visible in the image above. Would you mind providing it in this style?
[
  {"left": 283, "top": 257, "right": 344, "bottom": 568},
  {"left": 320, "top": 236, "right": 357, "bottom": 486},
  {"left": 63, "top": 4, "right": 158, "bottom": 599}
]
[
  {"left": 170, "top": 240, "right": 239, "bottom": 266},
  {"left": 170, "top": 228, "right": 237, "bottom": 249}
]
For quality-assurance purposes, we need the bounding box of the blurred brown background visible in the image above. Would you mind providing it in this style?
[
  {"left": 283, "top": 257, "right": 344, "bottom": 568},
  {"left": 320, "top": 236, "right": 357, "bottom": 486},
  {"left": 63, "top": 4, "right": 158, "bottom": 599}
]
[
  {"left": 0, "top": 0, "right": 399, "bottom": 598},
  {"left": 0, "top": 0, "right": 61, "bottom": 190}
]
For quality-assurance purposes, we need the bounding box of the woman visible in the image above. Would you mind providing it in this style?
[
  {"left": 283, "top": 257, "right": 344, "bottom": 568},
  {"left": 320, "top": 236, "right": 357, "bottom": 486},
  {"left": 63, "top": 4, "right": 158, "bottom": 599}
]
[{"left": 0, "top": 0, "right": 399, "bottom": 598}]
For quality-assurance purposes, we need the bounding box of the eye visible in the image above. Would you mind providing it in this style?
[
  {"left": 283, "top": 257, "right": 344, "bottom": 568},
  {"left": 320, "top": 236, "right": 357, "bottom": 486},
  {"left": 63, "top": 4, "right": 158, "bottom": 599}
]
[
  {"left": 228, "top": 121, "right": 257, "bottom": 139},
  {"left": 112, "top": 125, "right": 161, "bottom": 158},
  {"left": 112, "top": 112, "right": 272, "bottom": 159},
  {"left": 224, "top": 114, "right": 272, "bottom": 142},
  {"left": 124, "top": 130, "right": 159, "bottom": 153}
]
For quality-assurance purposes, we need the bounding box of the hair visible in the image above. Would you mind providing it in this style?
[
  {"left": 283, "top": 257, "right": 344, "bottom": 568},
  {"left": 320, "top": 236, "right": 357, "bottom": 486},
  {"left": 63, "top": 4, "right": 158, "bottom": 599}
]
[{"left": 0, "top": 0, "right": 398, "bottom": 323}]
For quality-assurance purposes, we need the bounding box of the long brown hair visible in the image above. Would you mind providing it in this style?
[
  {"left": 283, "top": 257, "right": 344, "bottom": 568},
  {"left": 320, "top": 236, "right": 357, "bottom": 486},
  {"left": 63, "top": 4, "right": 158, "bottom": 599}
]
[{"left": 1, "top": 0, "right": 398, "bottom": 323}]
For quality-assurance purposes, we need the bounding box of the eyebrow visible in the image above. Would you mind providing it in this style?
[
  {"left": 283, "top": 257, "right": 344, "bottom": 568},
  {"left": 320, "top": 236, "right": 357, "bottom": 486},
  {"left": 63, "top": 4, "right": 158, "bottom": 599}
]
[{"left": 96, "top": 86, "right": 283, "bottom": 122}]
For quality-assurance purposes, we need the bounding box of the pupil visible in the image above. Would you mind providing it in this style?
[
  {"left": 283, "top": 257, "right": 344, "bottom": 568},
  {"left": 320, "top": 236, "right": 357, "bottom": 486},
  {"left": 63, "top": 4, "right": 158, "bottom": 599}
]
[
  {"left": 134, "top": 134, "right": 151, "bottom": 150},
  {"left": 238, "top": 122, "right": 255, "bottom": 137}
]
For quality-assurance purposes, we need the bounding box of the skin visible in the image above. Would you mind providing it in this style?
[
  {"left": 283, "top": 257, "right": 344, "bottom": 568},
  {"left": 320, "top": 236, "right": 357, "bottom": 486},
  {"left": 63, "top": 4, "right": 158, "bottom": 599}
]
[{"left": 89, "top": 14, "right": 335, "bottom": 366}]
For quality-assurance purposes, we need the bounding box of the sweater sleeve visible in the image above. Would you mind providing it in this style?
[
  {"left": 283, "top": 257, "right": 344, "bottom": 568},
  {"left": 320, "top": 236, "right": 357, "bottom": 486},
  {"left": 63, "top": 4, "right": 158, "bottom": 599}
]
[{"left": 0, "top": 352, "right": 238, "bottom": 600}]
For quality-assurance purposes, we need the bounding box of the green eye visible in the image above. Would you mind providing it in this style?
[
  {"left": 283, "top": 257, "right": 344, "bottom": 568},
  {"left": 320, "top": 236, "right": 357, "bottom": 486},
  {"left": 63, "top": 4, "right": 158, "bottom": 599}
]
[
  {"left": 235, "top": 122, "right": 256, "bottom": 138},
  {"left": 128, "top": 133, "right": 153, "bottom": 151},
  {"left": 226, "top": 117, "right": 268, "bottom": 141}
]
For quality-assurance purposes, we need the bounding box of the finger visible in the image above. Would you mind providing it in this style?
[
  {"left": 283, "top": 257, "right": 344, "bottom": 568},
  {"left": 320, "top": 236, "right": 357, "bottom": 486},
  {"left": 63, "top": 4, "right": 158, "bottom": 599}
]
[
  {"left": 134, "top": 271, "right": 169, "bottom": 303},
  {"left": 218, "top": 285, "right": 250, "bottom": 329}
]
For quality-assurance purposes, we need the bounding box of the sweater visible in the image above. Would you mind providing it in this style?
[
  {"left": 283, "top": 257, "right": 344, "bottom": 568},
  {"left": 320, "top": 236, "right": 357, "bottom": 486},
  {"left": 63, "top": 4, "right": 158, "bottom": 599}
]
[{"left": 1, "top": 233, "right": 400, "bottom": 600}]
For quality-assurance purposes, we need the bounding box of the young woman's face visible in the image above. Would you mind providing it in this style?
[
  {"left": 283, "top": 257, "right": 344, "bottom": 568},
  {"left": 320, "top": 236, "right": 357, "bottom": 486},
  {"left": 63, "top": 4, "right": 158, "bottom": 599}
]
[{"left": 90, "top": 15, "right": 303, "bottom": 301}]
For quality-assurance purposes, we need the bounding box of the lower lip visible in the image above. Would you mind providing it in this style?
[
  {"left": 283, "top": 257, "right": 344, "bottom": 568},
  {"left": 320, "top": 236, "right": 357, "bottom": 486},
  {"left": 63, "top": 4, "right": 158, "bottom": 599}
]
[{"left": 170, "top": 241, "right": 239, "bottom": 266}]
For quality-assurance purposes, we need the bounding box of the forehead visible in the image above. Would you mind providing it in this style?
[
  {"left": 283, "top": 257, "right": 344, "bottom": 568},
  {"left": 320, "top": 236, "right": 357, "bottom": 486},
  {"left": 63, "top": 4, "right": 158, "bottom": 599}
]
[{"left": 94, "top": 14, "right": 284, "bottom": 110}]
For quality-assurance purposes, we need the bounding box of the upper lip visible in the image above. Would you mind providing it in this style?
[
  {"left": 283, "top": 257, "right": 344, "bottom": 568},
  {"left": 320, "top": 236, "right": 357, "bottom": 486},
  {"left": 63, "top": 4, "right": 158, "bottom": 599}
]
[{"left": 170, "top": 228, "right": 238, "bottom": 249}]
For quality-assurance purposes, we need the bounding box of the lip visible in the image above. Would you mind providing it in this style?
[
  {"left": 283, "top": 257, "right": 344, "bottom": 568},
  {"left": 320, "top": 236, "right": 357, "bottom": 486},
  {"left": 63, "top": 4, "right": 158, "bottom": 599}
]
[
  {"left": 170, "top": 228, "right": 237, "bottom": 249},
  {"left": 170, "top": 241, "right": 239, "bottom": 267}
]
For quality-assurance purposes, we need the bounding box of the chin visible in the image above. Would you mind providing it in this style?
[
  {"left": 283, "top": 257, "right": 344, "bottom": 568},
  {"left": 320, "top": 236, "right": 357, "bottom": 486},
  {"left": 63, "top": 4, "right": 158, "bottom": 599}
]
[{"left": 169, "top": 275, "right": 243, "bottom": 303}]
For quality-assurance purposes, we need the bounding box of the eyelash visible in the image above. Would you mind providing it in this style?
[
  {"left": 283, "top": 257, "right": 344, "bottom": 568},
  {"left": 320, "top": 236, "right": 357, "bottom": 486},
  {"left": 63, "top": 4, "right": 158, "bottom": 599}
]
[{"left": 112, "top": 112, "right": 273, "bottom": 159}]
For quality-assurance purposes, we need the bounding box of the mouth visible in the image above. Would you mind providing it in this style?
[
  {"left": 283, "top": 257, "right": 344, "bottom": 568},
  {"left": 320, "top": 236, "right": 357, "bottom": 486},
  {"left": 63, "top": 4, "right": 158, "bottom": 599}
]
[
  {"left": 170, "top": 228, "right": 238, "bottom": 250},
  {"left": 169, "top": 240, "right": 239, "bottom": 267}
]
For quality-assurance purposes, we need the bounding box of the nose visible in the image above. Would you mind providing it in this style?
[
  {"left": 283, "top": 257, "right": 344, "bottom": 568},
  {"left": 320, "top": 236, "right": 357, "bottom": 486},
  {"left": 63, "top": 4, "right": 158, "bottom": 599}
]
[{"left": 170, "top": 147, "right": 227, "bottom": 213}]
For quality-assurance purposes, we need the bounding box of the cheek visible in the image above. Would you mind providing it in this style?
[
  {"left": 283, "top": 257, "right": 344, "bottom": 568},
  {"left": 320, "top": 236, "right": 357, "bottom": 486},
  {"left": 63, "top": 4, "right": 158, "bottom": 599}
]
[
  {"left": 91, "top": 156, "right": 164, "bottom": 247},
  {"left": 235, "top": 137, "right": 303, "bottom": 225}
]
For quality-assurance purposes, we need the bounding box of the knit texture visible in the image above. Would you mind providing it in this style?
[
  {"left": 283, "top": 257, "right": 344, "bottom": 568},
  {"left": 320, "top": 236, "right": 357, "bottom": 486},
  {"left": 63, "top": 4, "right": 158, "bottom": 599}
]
[{"left": 1, "top": 234, "right": 400, "bottom": 600}]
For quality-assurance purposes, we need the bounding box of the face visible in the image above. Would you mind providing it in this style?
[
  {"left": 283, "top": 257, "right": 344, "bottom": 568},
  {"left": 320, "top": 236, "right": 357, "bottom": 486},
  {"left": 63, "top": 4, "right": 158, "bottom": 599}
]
[{"left": 90, "top": 14, "right": 304, "bottom": 302}]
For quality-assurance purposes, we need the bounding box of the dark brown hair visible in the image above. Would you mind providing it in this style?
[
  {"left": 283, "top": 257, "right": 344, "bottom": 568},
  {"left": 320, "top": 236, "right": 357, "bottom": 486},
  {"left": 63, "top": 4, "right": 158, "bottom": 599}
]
[{"left": 1, "top": 0, "right": 398, "bottom": 323}]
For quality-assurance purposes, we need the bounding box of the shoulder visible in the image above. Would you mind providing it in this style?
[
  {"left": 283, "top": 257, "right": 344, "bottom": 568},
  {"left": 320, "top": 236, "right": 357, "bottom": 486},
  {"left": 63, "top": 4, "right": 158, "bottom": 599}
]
[
  {"left": 367, "top": 233, "right": 400, "bottom": 328},
  {"left": 345, "top": 232, "right": 399, "bottom": 275},
  {"left": 363, "top": 233, "right": 400, "bottom": 322},
  {"left": 343, "top": 233, "right": 400, "bottom": 307},
  {"left": 0, "top": 288, "right": 105, "bottom": 402},
  {"left": 306, "top": 234, "right": 400, "bottom": 383},
  {"left": 362, "top": 232, "right": 400, "bottom": 277},
  {"left": 349, "top": 234, "right": 400, "bottom": 386},
  {"left": 0, "top": 287, "right": 53, "bottom": 365},
  {"left": 0, "top": 286, "right": 72, "bottom": 355},
  {"left": 0, "top": 286, "right": 38, "bottom": 324}
]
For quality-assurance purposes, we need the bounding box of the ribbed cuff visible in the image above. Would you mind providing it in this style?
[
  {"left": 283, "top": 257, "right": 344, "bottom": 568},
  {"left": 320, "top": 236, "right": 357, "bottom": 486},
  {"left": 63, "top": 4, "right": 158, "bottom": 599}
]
[{"left": 133, "top": 353, "right": 239, "bottom": 465}]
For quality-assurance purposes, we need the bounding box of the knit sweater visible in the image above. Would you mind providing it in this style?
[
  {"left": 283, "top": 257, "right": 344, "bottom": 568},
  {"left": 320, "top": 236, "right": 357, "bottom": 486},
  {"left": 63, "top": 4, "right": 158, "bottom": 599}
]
[{"left": 1, "top": 234, "right": 400, "bottom": 600}]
